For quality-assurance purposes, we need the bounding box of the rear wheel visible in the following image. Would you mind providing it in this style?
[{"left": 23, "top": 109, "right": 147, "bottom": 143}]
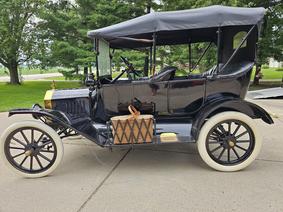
[
  {"left": 0, "top": 121, "right": 63, "bottom": 178},
  {"left": 197, "top": 112, "right": 262, "bottom": 172}
]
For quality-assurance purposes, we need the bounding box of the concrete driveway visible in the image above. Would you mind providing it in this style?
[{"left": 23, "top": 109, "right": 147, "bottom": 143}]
[{"left": 0, "top": 100, "right": 283, "bottom": 212}]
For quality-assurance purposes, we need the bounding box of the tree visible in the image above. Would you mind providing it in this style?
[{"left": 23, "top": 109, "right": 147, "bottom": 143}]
[
  {"left": 249, "top": 1, "right": 282, "bottom": 85},
  {"left": 38, "top": 0, "right": 94, "bottom": 75},
  {"left": 39, "top": 0, "right": 149, "bottom": 77},
  {"left": 233, "top": 0, "right": 282, "bottom": 85},
  {"left": 0, "top": 0, "right": 45, "bottom": 84}
]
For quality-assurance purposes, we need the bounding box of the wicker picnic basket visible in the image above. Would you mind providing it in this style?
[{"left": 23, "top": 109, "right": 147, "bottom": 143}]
[{"left": 110, "top": 105, "right": 154, "bottom": 144}]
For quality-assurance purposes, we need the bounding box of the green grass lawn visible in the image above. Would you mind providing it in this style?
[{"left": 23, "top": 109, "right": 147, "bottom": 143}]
[
  {"left": 112, "top": 71, "right": 127, "bottom": 78},
  {"left": 0, "top": 81, "right": 81, "bottom": 112},
  {"left": 251, "top": 67, "right": 283, "bottom": 80},
  {"left": 249, "top": 81, "right": 283, "bottom": 91}
]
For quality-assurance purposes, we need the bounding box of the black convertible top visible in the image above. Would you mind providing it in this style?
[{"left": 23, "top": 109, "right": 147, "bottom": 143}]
[{"left": 88, "top": 5, "right": 265, "bottom": 48}]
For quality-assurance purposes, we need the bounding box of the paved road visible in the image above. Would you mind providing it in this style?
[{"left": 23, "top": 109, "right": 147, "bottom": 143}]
[
  {"left": 0, "top": 73, "right": 62, "bottom": 82},
  {"left": 0, "top": 100, "right": 282, "bottom": 212}
]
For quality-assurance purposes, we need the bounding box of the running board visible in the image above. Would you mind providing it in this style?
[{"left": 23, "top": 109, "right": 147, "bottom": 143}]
[
  {"left": 92, "top": 121, "right": 195, "bottom": 146},
  {"left": 154, "top": 122, "right": 194, "bottom": 143}
]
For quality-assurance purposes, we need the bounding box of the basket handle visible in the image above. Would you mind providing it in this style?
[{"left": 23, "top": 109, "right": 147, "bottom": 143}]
[{"left": 128, "top": 105, "right": 140, "bottom": 119}]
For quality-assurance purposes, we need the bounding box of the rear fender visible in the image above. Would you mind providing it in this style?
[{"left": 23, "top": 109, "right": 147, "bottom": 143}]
[{"left": 191, "top": 98, "right": 273, "bottom": 140}]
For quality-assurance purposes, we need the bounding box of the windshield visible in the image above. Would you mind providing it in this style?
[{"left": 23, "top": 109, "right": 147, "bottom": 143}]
[{"left": 97, "top": 39, "right": 111, "bottom": 78}]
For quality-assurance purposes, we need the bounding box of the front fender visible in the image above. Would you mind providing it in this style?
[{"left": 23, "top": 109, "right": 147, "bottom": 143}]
[
  {"left": 191, "top": 98, "right": 273, "bottom": 140},
  {"left": 9, "top": 106, "right": 71, "bottom": 125},
  {"left": 8, "top": 105, "right": 106, "bottom": 147}
]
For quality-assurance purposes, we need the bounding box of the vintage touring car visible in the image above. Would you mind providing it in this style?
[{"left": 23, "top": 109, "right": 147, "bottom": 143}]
[{"left": 0, "top": 5, "right": 273, "bottom": 178}]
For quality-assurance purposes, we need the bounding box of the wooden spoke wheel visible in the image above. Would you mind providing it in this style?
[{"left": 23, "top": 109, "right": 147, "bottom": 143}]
[
  {"left": 197, "top": 112, "right": 262, "bottom": 172},
  {"left": 1, "top": 121, "right": 63, "bottom": 178}
]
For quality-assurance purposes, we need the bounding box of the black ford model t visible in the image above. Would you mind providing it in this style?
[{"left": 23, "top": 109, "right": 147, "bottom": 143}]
[{"left": 0, "top": 6, "right": 274, "bottom": 178}]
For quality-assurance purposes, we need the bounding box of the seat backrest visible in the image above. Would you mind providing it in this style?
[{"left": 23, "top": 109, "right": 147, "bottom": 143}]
[
  {"left": 201, "top": 61, "right": 253, "bottom": 77},
  {"left": 219, "top": 61, "right": 254, "bottom": 76},
  {"left": 150, "top": 66, "right": 177, "bottom": 82}
]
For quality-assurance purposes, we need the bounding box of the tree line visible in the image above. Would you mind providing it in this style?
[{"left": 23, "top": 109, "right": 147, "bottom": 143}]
[{"left": 0, "top": 0, "right": 281, "bottom": 85}]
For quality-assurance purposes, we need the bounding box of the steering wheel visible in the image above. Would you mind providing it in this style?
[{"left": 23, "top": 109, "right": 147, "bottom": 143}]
[
  {"left": 120, "top": 56, "right": 140, "bottom": 79},
  {"left": 110, "top": 56, "right": 141, "bottom": 84}
]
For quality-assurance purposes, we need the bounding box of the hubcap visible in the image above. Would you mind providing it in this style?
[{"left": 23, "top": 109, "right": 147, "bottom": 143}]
[
  {"left": 25, "top": 150, "right": 33, "bottom": 156},
  {"left": 228, "top": 141, "right": 235, "bottom": 147}
]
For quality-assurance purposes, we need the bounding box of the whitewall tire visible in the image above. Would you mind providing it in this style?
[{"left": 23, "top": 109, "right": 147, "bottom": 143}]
[
  {"left": 0, "top": 120, "right": 64, "bottom": 178},
  {"left": 197, "top": 112, "right": 262, "bottom": 172}
]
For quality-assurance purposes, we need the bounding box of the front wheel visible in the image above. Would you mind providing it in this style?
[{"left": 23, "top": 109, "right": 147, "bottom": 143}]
[
  {"left": 197, "top": 112, "right": 262, "bottom": 172},
  {"left": 0, "top": 120, "right": 64, "bottom": 178}
]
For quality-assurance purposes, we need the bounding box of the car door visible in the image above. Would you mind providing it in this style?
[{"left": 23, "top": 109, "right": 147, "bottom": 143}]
[
  {"left": 132, "top": 80, "right": 168, "bottom": 115},
  {"left": 101, "top": 82, "right": 133, "bottom": 116},
  {"left": 168, "top": 78, "right": 206, "bottom": 114},
  {"left": 101, "top": 80, "right": 169, "bottom": 117}
]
